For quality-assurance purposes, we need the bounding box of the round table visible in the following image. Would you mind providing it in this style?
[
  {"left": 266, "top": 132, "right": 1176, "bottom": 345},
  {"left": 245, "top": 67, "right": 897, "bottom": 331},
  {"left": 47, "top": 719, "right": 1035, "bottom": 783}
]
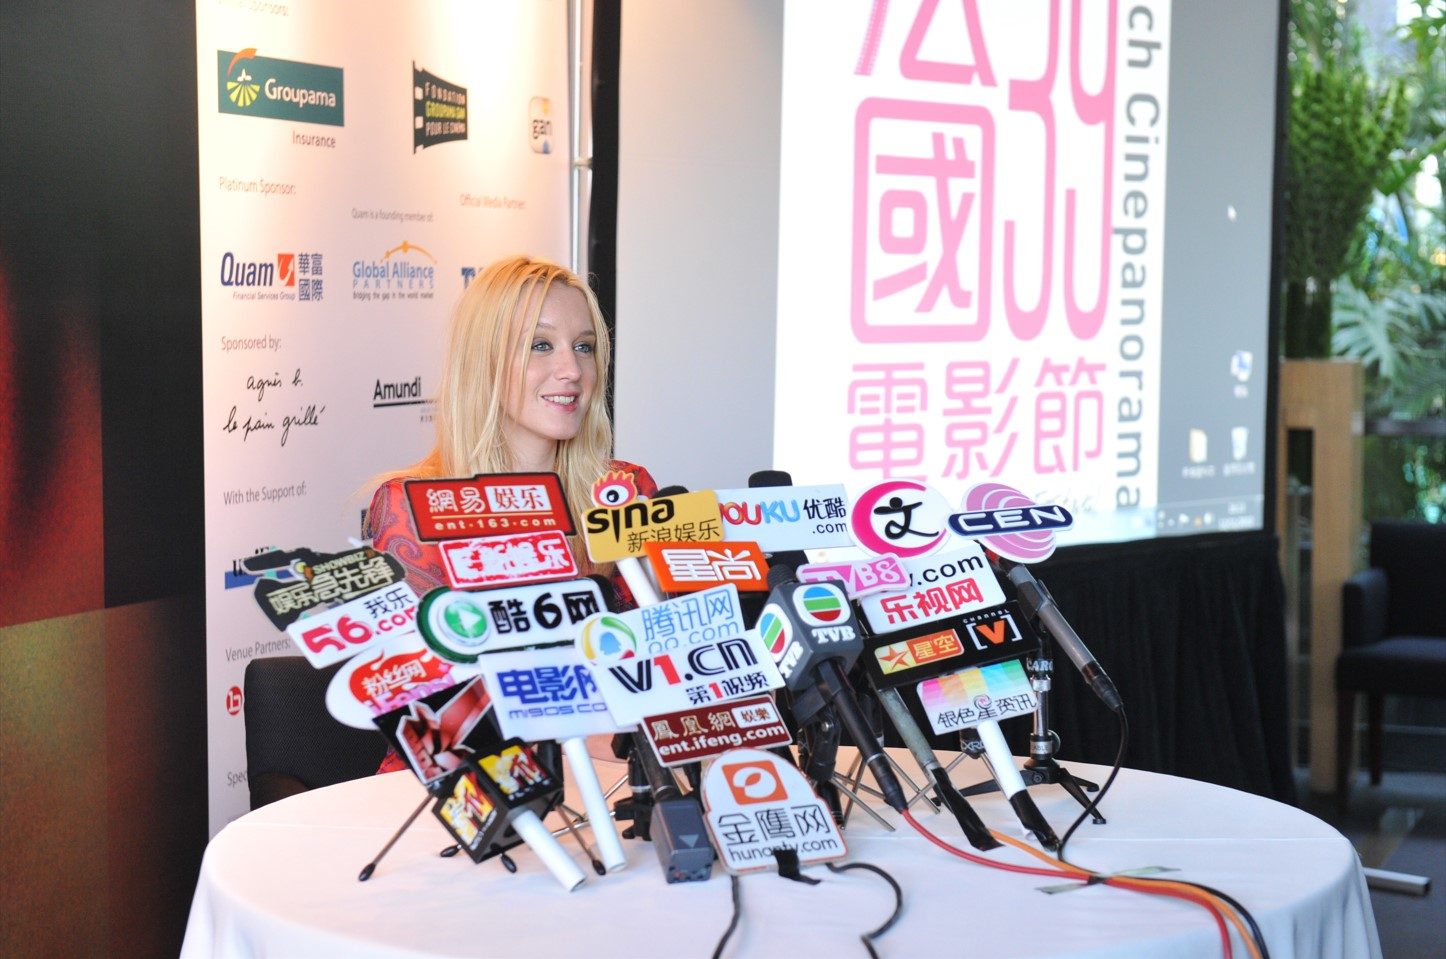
[{"left": 180, "top": 756, "right": 1380, "bottom": 958}]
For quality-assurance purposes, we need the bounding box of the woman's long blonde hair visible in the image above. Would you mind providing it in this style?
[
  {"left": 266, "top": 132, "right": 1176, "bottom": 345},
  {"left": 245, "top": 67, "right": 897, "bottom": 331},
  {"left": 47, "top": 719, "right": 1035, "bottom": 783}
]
[{"left": 387, "top": 255, "right": 614, "bottom": 569}]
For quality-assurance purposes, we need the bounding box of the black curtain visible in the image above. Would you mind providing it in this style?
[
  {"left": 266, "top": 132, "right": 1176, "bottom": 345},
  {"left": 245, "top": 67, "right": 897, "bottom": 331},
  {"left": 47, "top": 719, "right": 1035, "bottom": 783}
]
[{"left": 589, "top": 0, "right": 621, "bottom": 420}]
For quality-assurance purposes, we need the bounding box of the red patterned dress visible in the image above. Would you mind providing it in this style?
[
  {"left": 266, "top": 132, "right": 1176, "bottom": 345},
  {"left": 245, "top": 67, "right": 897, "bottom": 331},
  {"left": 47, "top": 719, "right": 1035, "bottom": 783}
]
[{"left": 366, "top": 461, "right": 657, "bottom": 774}]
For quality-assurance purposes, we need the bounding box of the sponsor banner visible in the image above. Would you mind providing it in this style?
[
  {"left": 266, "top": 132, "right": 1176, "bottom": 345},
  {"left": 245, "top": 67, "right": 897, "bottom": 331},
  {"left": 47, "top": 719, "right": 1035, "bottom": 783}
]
[
  {"left": 582, "top": 633, "right": 783, "bottom": 727},
  {"left": 250, "top": 546, "right": 407, "bottom": 629},
  {"left": 849, "top": 480, "right": 953, "bottom": 558},
  {"left": 643, "top": 541, "right": 770, "bottom": 593},
  {"left": 643, "top": 695, "right": 792, "bottom": 768},
  {"left": 578, "top": 584, "right": 745, "bottom": 658},
  {"left": 797, "top": 553, "right": 907, "bottom": 598},
  {"left": 285, "top": 581, "right": 420, "bottom": 667},
  {"left": 702, "top": 748, "right": 846, "bottom": 874},
  {"left": 917, "top": 659, "right": 1038, "bottom": 734},
  {"left": 325, "top": 633, "right": 476, "bottom": 728},
  {"left": 219, "top": 249, "right": 324, "bottom": 300},
  {"left": 405, "top": 472, "right": 573, "bottom": 541},
  {"left": 583, "top": 490, "right": 723, "bottom": 563},
  {"left": 475, "top": 646, "right": 624, "bottom": 741},
  {"left": 418, "top": 579, "right": 605, "bottom": 661},
  {"left": 199, "top": 0, "right": 572, "bottom": 835},
  {"left": 438, "top": 531, "right": 577, "bottom": 589},
  {"left": 413, "top": 63, "right": 468, "bottom": 151},
  {"left": 862, "top": 600, "right": 1036, "bottom": 689},
  {"left": 372, "top": 375, "right": 429, "bottom": 411},
  {"left": 714, "top": 485, "right": 853, "bottom": 552},
  {"left": 855, "top": 542, "right": 1005, "bottom": 633}
]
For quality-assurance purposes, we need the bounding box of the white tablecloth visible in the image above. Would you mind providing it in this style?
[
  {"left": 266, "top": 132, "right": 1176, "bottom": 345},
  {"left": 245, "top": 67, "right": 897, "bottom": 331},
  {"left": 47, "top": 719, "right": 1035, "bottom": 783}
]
[{"left": 181, "top": 756, "right": 1380, "bottom": 958}]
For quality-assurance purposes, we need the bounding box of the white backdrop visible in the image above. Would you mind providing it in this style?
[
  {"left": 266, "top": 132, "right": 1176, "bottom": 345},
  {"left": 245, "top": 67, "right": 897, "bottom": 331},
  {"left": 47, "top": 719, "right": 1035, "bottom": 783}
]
[{"left": 197, "top": 0, "right": 571, "bottom": 833}]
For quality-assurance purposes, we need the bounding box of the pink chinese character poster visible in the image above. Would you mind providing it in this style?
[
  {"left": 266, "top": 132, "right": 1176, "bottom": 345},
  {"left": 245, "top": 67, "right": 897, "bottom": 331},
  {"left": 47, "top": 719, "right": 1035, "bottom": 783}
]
[{"left": 776, "top": 0, "right": 1170, "bottom": 543}]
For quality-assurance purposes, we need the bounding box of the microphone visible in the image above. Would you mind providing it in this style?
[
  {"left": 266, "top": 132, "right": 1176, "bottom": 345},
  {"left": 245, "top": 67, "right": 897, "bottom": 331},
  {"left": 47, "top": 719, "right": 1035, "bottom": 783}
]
[
  {"left": 1005, "top": 563, "right": 1122, "bottom": 713},
  {"left": 746, "top": 469, "right": 810, "bottom": 571},
  {"left": 590, "top": 492, "right": 719, "bottom": 882},
  {"left": 760, "top": 565, "right": 908, "bottom": 812},
  {"left": 946, "top": 482, "right": 1123, "bottom": 714},
  {"left": 852, "top": 544, "right": 1060, "bottom": 847},
  {"left": 626, "top": 732, "right": 716, "bottom": 883},
  {"left": 871, "top": 683, "right": 999, "bottom": 850}
]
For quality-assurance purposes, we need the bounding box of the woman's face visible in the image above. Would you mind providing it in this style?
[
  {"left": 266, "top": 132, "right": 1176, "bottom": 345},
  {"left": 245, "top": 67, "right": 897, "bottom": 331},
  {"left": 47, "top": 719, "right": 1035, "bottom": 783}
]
[{"left": 501, "top": 283, "right": 598, "bottom": 470}]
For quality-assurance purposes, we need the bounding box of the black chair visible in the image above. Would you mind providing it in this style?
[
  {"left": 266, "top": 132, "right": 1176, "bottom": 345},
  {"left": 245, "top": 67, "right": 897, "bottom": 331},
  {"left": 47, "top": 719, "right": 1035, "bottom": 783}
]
[
  {"left": 1336, "top": 520, "right": 1446, "bottom": 801},
  {"left": 243, "top": 655, "right": 389, "bottom": 810}
]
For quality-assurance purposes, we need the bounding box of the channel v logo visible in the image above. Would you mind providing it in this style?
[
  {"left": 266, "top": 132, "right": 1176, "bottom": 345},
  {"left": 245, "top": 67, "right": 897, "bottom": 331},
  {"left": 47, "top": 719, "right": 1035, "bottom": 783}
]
[
  {"left": 610, "top": 658, "right": 659, "bottom": 693},
  {"left": 967, "top": 612, "right": 1022, "bottom": 650}
]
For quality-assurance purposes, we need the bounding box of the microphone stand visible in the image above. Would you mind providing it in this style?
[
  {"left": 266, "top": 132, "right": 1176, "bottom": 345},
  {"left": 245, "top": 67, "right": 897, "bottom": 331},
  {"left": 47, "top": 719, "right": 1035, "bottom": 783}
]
[{"left": 957, "top": 648, "right": 1104, "bottom": 822}]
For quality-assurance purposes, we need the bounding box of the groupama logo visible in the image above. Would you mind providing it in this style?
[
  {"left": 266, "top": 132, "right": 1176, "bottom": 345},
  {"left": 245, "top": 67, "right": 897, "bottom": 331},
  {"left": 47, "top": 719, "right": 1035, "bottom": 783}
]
[
  {"left": 225, "top": 50, "right": 261, "bottom": 107},
  {"left": 218, "top": 48, "right": 344, "bottom": 127}
]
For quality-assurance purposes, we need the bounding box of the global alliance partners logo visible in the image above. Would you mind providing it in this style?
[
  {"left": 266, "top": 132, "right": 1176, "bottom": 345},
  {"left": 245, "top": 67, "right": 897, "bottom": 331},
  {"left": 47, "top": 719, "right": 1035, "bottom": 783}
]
[
  {"left": 352, "top": 241, "right": 436, "bottom": 302},
  {"left": 414, "top": 63, "right": 467, "bottom": 151},
  {"left": 218, "top": 48, "right": 344, "bottom": 127}
]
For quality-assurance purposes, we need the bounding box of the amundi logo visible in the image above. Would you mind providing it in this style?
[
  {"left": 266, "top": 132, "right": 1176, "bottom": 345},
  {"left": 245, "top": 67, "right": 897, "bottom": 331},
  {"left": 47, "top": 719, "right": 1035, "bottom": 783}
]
[{"left": 218, "top": 48, "right": 345, "bottom": 127}]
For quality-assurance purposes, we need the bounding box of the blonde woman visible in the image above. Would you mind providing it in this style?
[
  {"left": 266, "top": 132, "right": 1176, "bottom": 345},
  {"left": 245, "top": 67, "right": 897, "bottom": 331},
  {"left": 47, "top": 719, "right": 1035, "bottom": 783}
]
[{"left": 365, "top": 254, "right": 656, "bottom": 599}]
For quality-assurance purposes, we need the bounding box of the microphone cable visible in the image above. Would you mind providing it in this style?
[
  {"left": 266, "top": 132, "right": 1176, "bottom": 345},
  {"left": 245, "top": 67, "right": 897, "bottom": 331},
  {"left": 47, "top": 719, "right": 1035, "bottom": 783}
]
[
  {"left": 709, "top": 860, "right": 905, "bottom": 959},
  {"left": 711, "top": 875, "right": 743, "bottom": 959},
  {"left": 904, "top": 805, "right": 1245, "bottom": 958},
  {"left": 1046, "top": 710, "right": 1271, "bottom": 959},
  {"left": 901, "top": 705, "right": 1269, "bottom": 959},
  {"left": 824, "top": 860, "right": 904, "bottom": 959}
]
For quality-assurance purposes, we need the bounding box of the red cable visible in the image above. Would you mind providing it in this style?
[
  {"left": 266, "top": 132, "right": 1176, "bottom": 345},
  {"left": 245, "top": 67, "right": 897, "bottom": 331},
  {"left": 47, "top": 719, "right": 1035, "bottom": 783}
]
[
  {"left": 1106, "top": 877, "right": 1232, "bottom": 957},
  {"left": 901, "top": 809, "right": 1234, "bottom": 958}
]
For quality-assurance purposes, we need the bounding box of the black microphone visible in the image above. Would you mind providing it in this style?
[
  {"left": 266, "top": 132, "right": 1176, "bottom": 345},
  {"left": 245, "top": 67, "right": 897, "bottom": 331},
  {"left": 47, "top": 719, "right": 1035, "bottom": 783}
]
[
  {"left": 761, "top": 565, "right": 908, "bottom": 812},
  {"left": 1004, "top": 563, "right": 1123, "bottom": 713},
  {"left": 747, "top": 470, "right": 811, "bottom": 571},
  {"left": 630, "top": 732, "right": 717, "bottom": 883}
]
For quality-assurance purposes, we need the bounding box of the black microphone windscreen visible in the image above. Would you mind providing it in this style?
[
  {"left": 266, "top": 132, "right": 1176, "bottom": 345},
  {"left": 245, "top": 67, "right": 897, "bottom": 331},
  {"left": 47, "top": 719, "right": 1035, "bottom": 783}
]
[
  {"left": 767, "top": 564, "right": 798, "bottom": 590},
  {"left": 748, "top": 470, "right": 792, "bottom": 488},
  {"left": 654, "top": 485, "right": 689, "bottom": 497}
]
